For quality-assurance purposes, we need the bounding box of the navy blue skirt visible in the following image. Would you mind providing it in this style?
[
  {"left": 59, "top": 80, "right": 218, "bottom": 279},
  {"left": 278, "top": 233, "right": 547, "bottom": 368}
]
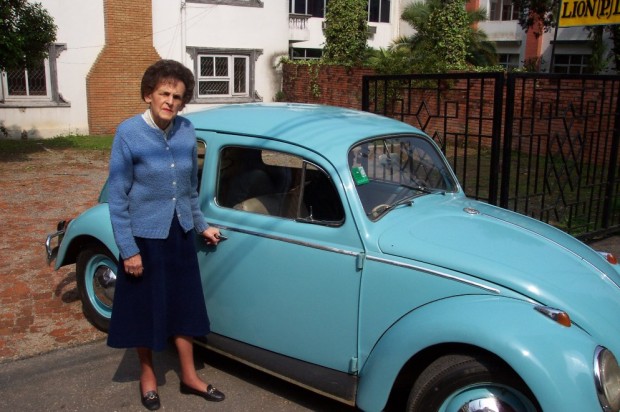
[{"left": 107, "top": 215, "right": 210, "bottom": 351}]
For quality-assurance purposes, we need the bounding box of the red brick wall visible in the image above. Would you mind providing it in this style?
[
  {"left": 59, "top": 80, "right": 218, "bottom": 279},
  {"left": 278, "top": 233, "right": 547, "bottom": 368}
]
[
  {"left": 282, "top": 64, "right": 616, "bottom": 164},
  {"left": 282, "top": 64, "right": 375, "bottom": 108},
  {"left": 86, "top": 0, "right": 161, "bottom": 135}
]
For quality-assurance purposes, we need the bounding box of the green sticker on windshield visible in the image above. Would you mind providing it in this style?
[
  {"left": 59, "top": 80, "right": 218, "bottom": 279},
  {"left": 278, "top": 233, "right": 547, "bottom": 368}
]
[{"left": 352, "top": 166, "right": 369, "bottom": 185}]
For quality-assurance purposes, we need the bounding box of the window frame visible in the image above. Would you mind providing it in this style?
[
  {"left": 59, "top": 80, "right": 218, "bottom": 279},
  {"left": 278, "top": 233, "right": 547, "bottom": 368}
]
[
  {"left": 497, "top": 53, "right": 521, "bottom": 70},
  {"left": 290, "top": 0, "right": 328, "bottom": 17},
  {"left": 290, "top": 48, "right": 323, "bottom": 60},
  {"left": 368, "top": 0, "right": 391, "bottom": 23},
  {"left": 187, "top": 0, "right": 264, "bottom": 7},
  {"left": 0, "top": 43, "right": 68, "bottom": 108},
  {"left": 489, "top": 0, "right": 518, "bottom": 21},
  {"left": 216, "top": 145, "right": 345, "bottom": 226},
  {"left": 552, "top": 54, "right": 592, "bottom": 74},
  {"left": 187, "top": 47, "right": 262, "bottom": 104},
  {"left": 3, "top": 61, "right": 51, "bottom": 99}
]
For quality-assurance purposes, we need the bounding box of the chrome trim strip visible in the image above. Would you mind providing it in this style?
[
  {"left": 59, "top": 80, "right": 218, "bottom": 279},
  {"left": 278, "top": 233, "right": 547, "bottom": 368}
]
[
  {"left": 213, "top": 225, "right": 360, "bottom": 257},
  {"left": 214, "top": 225, "right": 499, "bottom": 293},
  {"left": 366, "top": 255, "right": 500, "bottom": 293}
]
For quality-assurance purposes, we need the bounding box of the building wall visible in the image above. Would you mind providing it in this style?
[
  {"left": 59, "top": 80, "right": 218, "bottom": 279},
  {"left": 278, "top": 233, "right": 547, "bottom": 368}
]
[
  {"left": 86, "top": 0, "right": 161, "bottom": 135},
  {"left": 171, "top": 0, "right": 289, "bottom": 112},
  {"left": 0, "top": 0, "right": 105, "bottom": 138},
  {"left": 0, "top": 0, "right": 291, "bottom": 138},
  {"left": 2, "top": 0, "right": 611, "bottom": 138}
]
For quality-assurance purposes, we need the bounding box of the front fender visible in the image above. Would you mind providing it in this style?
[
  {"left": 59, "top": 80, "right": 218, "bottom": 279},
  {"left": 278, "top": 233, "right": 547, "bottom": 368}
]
[
  {"left": 356, "top": 295, "right": 601, "bottom": 412},
  {"left": 55, "top": 203, "right": 118, "bottom": 269}
]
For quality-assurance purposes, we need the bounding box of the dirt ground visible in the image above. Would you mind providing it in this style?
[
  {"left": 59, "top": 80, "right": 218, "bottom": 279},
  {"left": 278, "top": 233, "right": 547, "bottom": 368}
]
[
  {"left": 0, "top": 146, "right": 618, "bottom": 364},
  {"left": 0, "top": 147, "right": 109, "bottom": 362}
]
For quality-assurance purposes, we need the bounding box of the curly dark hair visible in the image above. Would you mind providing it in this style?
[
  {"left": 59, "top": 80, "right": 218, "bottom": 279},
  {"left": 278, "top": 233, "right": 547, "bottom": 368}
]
[{"left": 141, "top": 59, "right": 195, "bottom": 104}]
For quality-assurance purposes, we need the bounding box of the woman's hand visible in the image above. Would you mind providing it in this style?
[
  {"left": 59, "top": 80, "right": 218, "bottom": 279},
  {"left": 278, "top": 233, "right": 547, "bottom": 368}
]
[
  {"left": 202, "top": 227, "right": 221, "bottom": 245},
  {"left": 124, "top": 254, "right": 144, "bottom": 277}
]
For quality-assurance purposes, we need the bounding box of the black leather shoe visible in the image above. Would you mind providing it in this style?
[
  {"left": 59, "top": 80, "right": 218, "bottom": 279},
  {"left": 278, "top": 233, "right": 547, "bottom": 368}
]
[
  {"left": 140, "top": 390, "right": 161, "bottom": 411},
  {"left": 180, "top": 381, "right": 225, "bottom": 402}
]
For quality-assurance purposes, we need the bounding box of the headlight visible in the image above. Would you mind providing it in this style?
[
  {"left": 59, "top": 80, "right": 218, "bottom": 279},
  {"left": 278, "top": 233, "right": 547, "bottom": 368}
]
[{"left": 594, "top": 346, "right": 620, "bottom": 411}]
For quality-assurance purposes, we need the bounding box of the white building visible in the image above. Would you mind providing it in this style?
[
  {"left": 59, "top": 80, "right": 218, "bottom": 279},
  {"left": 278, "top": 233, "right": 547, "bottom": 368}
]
[{"left": 0, "top": 0, "right": 606, "bottom": 138}]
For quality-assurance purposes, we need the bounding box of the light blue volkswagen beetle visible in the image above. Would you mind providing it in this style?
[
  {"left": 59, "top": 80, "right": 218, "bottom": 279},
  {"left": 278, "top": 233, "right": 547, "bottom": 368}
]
[{"left": 46, "top": 103, "right": 620, "bottom": 412}]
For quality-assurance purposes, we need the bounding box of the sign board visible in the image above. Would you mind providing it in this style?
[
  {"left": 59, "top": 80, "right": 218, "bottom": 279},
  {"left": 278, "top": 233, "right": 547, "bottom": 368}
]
[{"left": 559, "top": 0, "right": 620, "bottom": 27}]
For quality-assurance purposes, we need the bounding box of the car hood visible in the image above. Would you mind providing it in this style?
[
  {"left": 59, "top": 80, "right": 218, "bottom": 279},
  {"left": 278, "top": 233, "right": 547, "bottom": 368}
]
[{"left": 378, "top": 195, "right": 620, "bottom": 337}]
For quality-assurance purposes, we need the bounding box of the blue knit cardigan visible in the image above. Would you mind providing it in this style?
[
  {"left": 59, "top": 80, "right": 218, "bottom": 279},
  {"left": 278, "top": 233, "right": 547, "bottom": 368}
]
[{"left": 108, "top": 114, "right": 209, "bottom": 259}]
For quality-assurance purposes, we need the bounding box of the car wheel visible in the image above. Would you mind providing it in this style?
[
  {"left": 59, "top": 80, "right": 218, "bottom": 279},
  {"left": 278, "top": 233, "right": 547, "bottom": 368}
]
[
  {"left": 406, "top": 353, "right": 541, "bottom": 412},
  {"left": 76, "top": 244, "right": 117, "bottom": 332}
]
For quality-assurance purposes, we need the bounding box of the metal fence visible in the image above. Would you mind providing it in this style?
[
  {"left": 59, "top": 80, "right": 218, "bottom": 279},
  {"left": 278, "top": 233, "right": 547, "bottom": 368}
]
[{"left": 362, "top": 72, "right": 620, "bottom": 239}]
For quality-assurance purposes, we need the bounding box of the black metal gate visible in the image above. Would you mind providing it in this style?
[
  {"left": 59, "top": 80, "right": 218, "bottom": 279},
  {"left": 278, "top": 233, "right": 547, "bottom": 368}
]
[{"left": 362, "top": 72, "right": 620, "bottom": 238}]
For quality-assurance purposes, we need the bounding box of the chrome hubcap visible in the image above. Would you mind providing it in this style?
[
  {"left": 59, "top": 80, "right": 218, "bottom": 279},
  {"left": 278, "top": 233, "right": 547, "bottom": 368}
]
[{"left": 93, "top": 265, "right": 116, "bottom": 309}]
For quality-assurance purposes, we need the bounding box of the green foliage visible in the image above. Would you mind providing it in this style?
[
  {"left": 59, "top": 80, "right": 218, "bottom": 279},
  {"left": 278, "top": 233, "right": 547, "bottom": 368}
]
[
  {"left": 0, "top": 0, "right": 57, "bottom": 70},
  {"left": 428, "top": 0, "right": 469, "bottom": 68},
  {"left": 283, "top": 59, "right": 324, "bottom": 98},
  {"left": 373, "top": 0, "right": 497, "bottom": 74},
  {"left": 322, "top": 0, "right": 368, "bottom": 66},
  {"left": 512, "top": 0, "right": 559, "bottom": 36},
  {"left": 586, "top": 26, "right": 615, "bottom": 74},
  {"left": 274, "top": 90, "right": 286, "bottom": 102},
  {"left": 366, "top": 48, "right": 417, "bottom": 75}
]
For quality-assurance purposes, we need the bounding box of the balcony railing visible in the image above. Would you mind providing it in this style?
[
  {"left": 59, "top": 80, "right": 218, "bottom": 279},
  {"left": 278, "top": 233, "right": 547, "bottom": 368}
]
[{"left": 289, "top": 13, "right": 310, "bottom": 42}]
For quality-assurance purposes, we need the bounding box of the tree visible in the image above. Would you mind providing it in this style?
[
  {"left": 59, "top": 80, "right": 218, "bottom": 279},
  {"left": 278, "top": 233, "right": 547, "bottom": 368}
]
[
  {"left": 0, "top": 0, "right": 57, "bottom": 70},
  {"left": 512, "top": 0, "right": 559, "bottom": 37},
  {"left": 513, "top": 0, "right": 618, "bottom": 73},
  {"left": 389, "top": 0, "right": 497, "bottom": 73},
  {"left": 322, "top": 0, "right": 368, "bottom": 66}
]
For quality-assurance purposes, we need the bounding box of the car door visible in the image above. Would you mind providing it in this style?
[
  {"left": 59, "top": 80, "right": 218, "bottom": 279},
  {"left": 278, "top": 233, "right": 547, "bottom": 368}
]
[{"left": 195, "top": 134, "right": 364, "bottom": 374}]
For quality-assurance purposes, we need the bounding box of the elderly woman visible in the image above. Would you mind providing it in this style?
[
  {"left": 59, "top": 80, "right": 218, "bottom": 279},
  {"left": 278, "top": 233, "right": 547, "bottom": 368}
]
[{"left": 106, "top": 59, "right": 225, "bottom": 410}]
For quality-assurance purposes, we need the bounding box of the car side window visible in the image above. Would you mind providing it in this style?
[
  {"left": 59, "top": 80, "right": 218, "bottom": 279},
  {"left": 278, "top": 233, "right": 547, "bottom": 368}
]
[{"left": 216, "top": 146, "right": 344, "bottom": 226}]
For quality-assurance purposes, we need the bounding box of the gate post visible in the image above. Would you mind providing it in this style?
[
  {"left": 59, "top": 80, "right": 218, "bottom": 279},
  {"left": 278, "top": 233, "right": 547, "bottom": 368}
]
[
  {"left": 488, "top": 73, "right": 505, "bottom": 206},
  {"left": 499, "top": 73, "right": 516, "bottom": 209},
  {"left": 362, "top": 76, "right": 370, "bottom": 112},
  {"left": 602, "top": 84, "right": 620, "bottom": 230}
]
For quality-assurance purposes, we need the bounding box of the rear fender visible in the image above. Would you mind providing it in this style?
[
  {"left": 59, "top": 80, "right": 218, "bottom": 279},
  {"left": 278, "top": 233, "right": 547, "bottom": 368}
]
[
  {"left": 356, "top": 295, "right": 600, "bottom": 412},
  {"left": 55, "top": 203, "right": 118, "bottom": 269}
]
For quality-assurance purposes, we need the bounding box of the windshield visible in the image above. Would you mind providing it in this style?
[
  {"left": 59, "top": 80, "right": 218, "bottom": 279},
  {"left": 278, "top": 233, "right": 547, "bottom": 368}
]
[{"left": 349, "top": 135, "right": 458, "bottom": 220}]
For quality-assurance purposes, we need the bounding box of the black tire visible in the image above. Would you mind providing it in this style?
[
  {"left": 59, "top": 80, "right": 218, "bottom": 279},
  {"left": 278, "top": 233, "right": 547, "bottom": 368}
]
[
  {"left": 76, "top": 243, "right": 117, "bottom": 332},
  {"left": 406, "top": 353, "right": 541, "bottom": 412}
]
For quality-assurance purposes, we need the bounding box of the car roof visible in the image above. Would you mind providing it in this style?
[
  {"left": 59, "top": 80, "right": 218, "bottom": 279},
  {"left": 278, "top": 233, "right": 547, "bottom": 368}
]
[{"left": 184, "top": 103, "right": 423, "bottom": 155}]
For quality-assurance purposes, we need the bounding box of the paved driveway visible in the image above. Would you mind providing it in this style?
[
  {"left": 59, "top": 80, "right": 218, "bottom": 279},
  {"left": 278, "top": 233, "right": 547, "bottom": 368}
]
[{"left": 0, "top": 339, "right": 355, "bottom": 411}]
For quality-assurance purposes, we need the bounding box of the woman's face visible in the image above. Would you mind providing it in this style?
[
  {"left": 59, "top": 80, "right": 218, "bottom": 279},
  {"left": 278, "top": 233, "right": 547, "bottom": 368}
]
[{"left": 144, "top": 77, "right": 186, "bottom": 130}]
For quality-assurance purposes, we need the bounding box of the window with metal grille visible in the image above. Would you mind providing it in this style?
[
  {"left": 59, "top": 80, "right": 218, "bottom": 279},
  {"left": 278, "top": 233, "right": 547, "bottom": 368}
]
[
  {"left": 3, "top": 61, "right": 49, "bottom": 98},
  {"left": 1, "top": 44, "right": 66, "bottom": 106},
  {"left": 198, "top": 55, "right": 249, "bottom": 97}
]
